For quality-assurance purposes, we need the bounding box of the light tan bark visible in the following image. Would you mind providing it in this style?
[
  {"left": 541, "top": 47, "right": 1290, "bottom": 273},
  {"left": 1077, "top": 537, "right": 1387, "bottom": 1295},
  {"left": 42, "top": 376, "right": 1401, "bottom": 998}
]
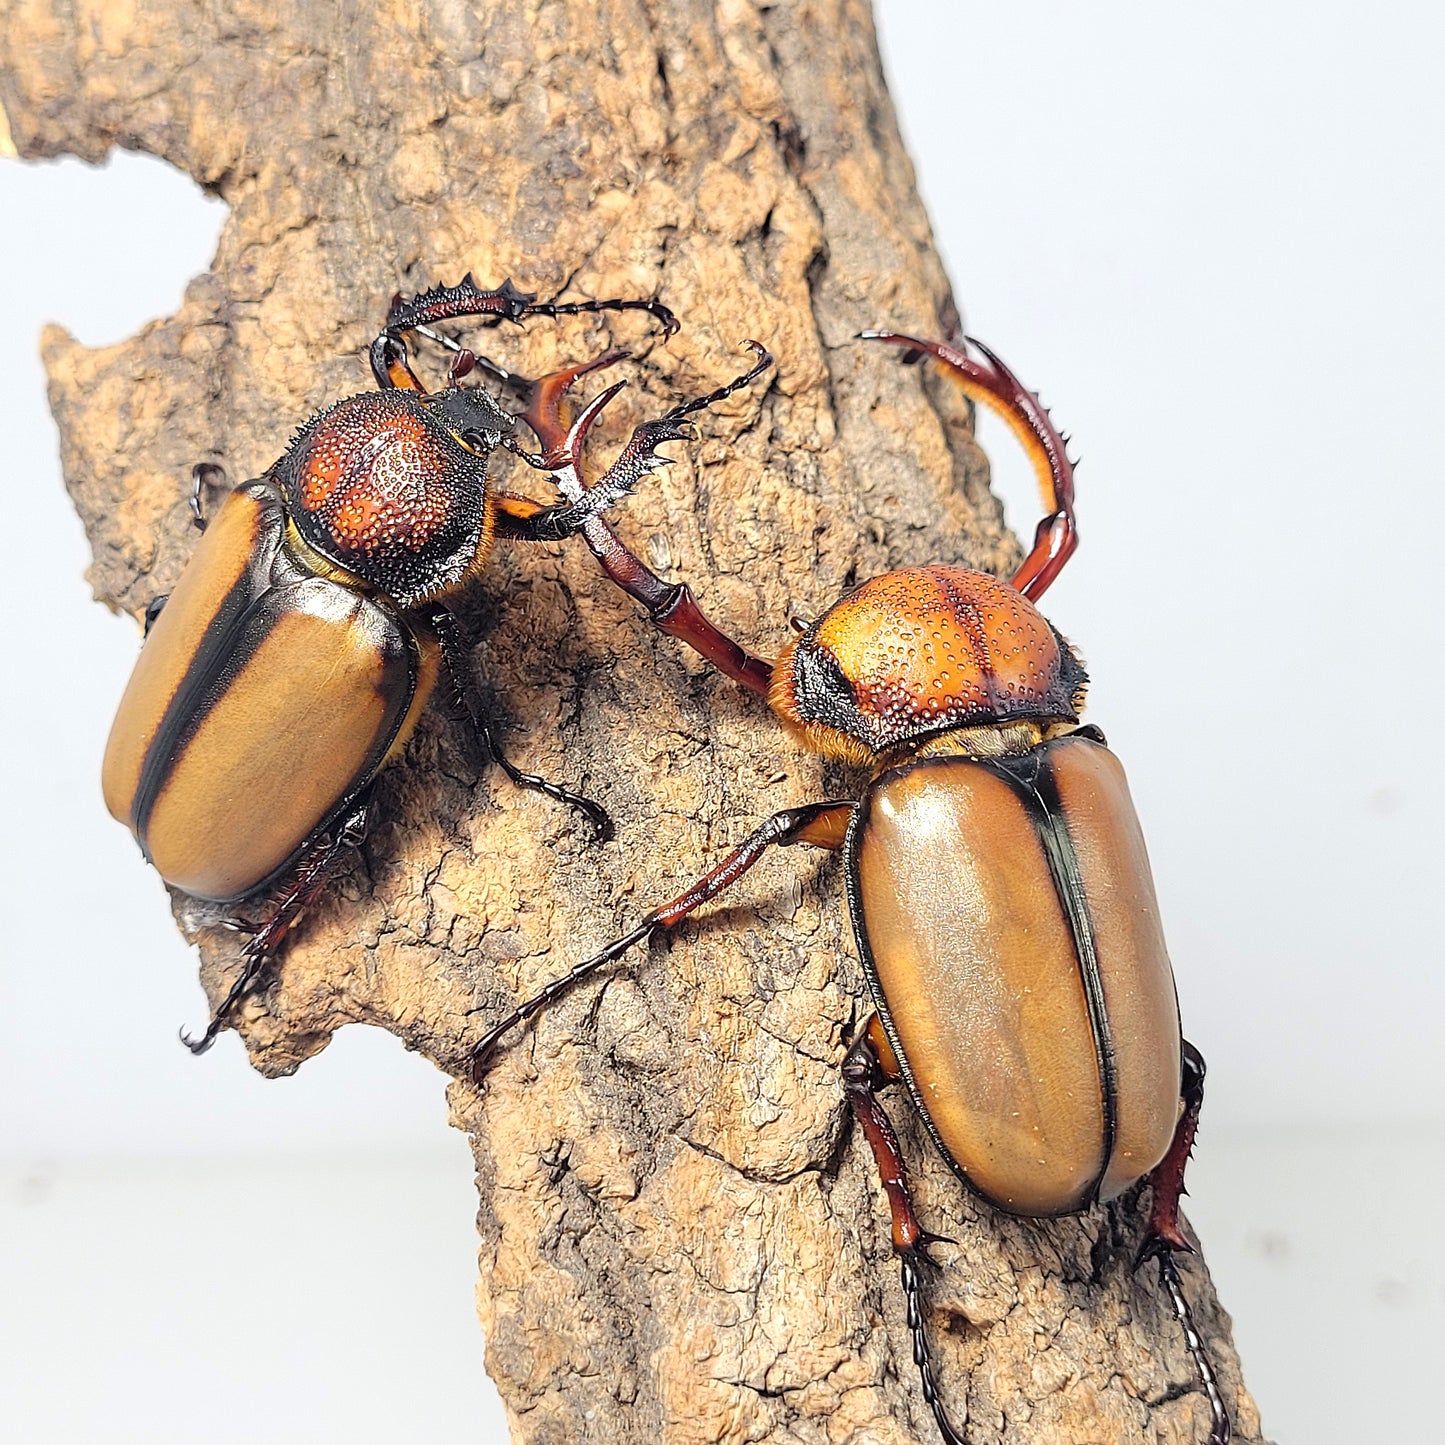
[{"left": 0, "top": 2, "right": 1264, "bottom": 1441}]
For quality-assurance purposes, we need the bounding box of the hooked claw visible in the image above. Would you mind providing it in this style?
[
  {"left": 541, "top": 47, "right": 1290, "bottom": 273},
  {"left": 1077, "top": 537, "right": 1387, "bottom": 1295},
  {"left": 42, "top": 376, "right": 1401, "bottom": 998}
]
[
  {"left": 1134, "top": 1230, "right": 1195, "bottom": 1273},
  {"left": 178, "top": 1022, "right": 218, "bottom": 1056},
  {"left": 900, "top": 1231, "right": 956, "bottom": 1271}
]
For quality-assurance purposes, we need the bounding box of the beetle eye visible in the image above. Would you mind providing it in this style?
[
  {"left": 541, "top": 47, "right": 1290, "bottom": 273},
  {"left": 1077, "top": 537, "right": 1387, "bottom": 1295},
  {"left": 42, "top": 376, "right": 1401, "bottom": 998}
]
[{"left": 461, "top": 429, "right": 489, "bottom": 451}]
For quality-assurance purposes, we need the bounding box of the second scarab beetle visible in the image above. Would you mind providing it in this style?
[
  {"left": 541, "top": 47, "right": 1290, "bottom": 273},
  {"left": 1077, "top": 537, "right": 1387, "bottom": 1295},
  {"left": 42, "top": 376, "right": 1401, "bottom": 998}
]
[
  {"left": 102, "top": 277, "right": 770, "bottom": 1051},
  {"left": 469, "top": 333, "right": 1232, "bottom": 1445}
]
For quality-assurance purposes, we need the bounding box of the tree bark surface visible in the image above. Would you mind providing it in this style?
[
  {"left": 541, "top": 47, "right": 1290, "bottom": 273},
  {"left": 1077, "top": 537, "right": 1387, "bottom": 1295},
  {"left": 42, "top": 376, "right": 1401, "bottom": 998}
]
[{"left": 1, "top": 3, "right": 1266, "bottom": 1442}]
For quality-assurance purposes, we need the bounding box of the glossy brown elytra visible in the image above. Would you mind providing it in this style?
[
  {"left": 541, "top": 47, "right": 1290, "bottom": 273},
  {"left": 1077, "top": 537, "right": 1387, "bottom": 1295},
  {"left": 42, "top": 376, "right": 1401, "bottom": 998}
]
[
  {"left": 468, "top": 331, "right": 1231, "bottom": 1445},
  {"left": 102, "top": 276, "right": 772, "bottom": 1053}
]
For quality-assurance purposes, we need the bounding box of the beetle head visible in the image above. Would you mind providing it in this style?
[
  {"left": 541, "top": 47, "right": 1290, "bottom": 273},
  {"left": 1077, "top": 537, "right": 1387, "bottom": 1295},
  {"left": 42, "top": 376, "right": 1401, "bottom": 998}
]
[
  {"left": 427, "top": 385, "right": 517, "bottom": 455},
  {"left": 769, "top": 566, "right": 1088, "bottom": 766}
]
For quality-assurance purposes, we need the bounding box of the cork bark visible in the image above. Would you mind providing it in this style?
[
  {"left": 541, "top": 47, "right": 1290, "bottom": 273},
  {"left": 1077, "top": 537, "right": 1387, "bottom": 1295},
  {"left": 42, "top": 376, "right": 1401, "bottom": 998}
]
[{"left": 1, "top": 2, "right": 1265, "bottom": 1442}]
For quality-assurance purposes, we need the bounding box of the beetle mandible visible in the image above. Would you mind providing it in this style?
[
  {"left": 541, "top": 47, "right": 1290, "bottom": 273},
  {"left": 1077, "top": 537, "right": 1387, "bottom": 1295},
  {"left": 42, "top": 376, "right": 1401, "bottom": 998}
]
[
  {"left": 463, "top": 330, "right": 1232, "bottom": 1445},
  {"left": 102, "top": 276, "right": 771, "bottom": 1053}
]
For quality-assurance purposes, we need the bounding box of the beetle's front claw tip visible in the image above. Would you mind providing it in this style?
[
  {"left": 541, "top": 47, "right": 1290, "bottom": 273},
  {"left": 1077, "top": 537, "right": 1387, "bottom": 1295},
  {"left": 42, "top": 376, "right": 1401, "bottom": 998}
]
[
  {"left": 575, "top": 800, "right": 613, "bottom": 844},
  {"left": 916, "top": 1231, "right": 956, "bottom": 1265}
]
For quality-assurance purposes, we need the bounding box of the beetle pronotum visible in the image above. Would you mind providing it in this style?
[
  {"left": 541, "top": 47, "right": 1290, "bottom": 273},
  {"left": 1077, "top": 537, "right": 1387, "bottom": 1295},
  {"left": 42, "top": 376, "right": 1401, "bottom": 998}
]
[
  {"left": 450, "top": 326, "right": 1231, "bottom": 1445},
  {"left": 102, "top": 277, "right": 771, "bottom": 1053}
]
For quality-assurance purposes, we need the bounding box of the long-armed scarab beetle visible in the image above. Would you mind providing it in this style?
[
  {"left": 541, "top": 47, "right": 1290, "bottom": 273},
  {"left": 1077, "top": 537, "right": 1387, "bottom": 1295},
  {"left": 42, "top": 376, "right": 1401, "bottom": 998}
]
[
  {"left": 467, "top": 332, "right": 1232, "bottom": 1445},
  {"left": 102, "top": 277, "right": 771, "bottom": 1053}
]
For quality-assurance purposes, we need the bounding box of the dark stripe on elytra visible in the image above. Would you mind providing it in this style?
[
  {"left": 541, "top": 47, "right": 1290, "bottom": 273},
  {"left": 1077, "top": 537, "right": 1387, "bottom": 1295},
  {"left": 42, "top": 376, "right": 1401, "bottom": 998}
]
[
  {"left": 131, "top": 488, "right": 288, "bottom": 849},
  {"left": 994, "top": 743, "right": 1120, "bottom": 1201},
  {"left": 134, "top": 559, "right": 421, "bottom": 893}
]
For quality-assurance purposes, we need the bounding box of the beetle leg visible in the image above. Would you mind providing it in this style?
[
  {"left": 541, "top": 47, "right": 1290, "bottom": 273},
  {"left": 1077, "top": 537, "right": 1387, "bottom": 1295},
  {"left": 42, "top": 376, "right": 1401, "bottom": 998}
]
[
  {"left": 843, "top": 1020, "right": 966, "bottom": 1445},
  {"left": 180, "top": 797, "right": 372, "bottom": 1055},
  {"left": 1136, "top": 1041, "right": 1231, "bottom": 1445},
  {"left": 469, "top": 800, "right": 854, "bottom": 1079},
  {"left": 515, "top": 343, "right": 777, "bottom": 697},
  {"left": 489, "top": 400, "right": 673, "bottom": 543},
  {"left": 369, "top": 332, "right": 428, "bottom": 392},
  {"left": 385, "top": 274, "right": 679, "bottom": 342},
  {"left": 142, "top": 594, "right": 169, "bottom": 636},
  {"left": 492, "top": 488, "right": 606, "bottom": 544},
  {"left": 373, "top": 276, "right": 678, "bottom": 392},
  {"left": 1140, "top": 1040, "right": 1206, "bottom": 1258},
  {"left": 861, "top": 331, "right": 1078, "bottom": 602},
  {"left": 189, "top": 462, "right": 227, "bottom": 531},
  {"left": 427, "top": 605, "right": 612, "bottom": 842}
]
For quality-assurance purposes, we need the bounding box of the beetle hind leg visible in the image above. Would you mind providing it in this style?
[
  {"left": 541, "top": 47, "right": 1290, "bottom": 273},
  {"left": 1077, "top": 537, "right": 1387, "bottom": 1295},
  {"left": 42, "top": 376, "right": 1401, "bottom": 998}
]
[
  {"left": 843, "top": 1018, "right": 968, "bottom": 1445},
  {"left": 1136, "top": 1040, "right": 1231, "bottom": 1444},
  {"left": 181, "top": 797, "right": 372, "bottom": 1054}
]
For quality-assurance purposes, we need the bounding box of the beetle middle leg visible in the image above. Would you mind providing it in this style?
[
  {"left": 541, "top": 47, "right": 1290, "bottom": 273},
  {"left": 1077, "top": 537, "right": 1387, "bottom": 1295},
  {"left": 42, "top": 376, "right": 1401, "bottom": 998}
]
[
  {"left": 181, "top": 795, "right": 373, "bottom": 1054},
  {"left": 843, "top": 1017, "right": 967, "bottom": 1445},
  {"left": 1136, "top": 1041, "right": 1232, "bottom": 1445},
  {"left": 425, "top": 604, "right": 612, "bottom": 842},
  {"left": 142, "top": 465, "right": 230, "bottom": 631}
]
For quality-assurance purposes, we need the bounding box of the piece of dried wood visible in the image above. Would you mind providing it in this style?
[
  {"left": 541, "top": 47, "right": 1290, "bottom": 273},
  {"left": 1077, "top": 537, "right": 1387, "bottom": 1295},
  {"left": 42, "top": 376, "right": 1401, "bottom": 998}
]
[{"left": 0, "top": 2, "right": 1265, "bottom": 1441}]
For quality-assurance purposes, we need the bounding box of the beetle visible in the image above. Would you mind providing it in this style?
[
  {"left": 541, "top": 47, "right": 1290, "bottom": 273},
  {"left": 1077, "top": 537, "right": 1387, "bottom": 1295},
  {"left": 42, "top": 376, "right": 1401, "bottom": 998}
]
[
  {"left": 464, "top": 332, "right": 1232, "bottom": 1445},
  {"left": 102, "top": 275, "right": 771, "bottom": 1053}
]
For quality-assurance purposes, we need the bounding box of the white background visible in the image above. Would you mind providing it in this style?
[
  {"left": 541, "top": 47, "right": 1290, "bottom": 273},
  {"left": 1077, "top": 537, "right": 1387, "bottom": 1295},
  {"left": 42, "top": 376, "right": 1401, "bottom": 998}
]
[{"left": 2, "top": 3, "right": 1441, "bottom": 1440}]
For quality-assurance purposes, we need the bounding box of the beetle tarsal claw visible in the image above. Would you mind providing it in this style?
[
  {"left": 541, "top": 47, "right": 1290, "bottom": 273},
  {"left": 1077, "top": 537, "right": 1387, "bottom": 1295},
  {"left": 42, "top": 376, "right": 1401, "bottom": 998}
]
[
  {"left": 1134, "top": 1232, "right": 1196, "bottom": 1273},
  {"left": 632, "top": 416, "right": 694, "bottom": 452},
  {"left": 178, "top": 1024, "right": 216, "bottom": 1056},
  {"left": 900, "top": 1233, "right": 955, "bottom": 1271}
]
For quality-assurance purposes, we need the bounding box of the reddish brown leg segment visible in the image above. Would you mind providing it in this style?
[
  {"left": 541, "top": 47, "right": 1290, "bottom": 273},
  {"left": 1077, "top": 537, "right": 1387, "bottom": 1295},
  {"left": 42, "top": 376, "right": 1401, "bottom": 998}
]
[
  {"left": 1143, "top": 1039, "right": 1206, "bottom": 1256},
  {"left": 469, "top": 800, "right": 853, "bottom": 1079},
  {"left": 843, "top": 1019, "right": 966, "bottom": 1445},
  {"left": 1138, "top": 1040, "right": 1231, "bottom": 1445},
  {"left": 862, "top": 330, "right": 1079, "bottom": 602},
  {"left": 181, "top": 796, "right": 372, "bottom": 1054},
  {"left": 516, "top": 348, "right": 778, "bottom": 697},
  {"left": 371, "top": 275, "right": 677, "bottom": 392}
]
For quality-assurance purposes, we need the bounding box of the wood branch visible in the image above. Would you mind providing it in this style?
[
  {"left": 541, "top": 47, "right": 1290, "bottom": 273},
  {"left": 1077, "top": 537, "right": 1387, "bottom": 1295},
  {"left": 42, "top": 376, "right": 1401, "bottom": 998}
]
[{"left": 0, "top": 2, "right": 1266, "bottom": 1441}]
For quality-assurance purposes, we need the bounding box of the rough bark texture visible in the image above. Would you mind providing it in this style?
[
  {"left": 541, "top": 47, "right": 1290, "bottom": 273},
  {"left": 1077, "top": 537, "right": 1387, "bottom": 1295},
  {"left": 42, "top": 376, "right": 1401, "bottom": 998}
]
[{"left": 1, "top": 3, "right": 1265, "bottom": 1442}]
